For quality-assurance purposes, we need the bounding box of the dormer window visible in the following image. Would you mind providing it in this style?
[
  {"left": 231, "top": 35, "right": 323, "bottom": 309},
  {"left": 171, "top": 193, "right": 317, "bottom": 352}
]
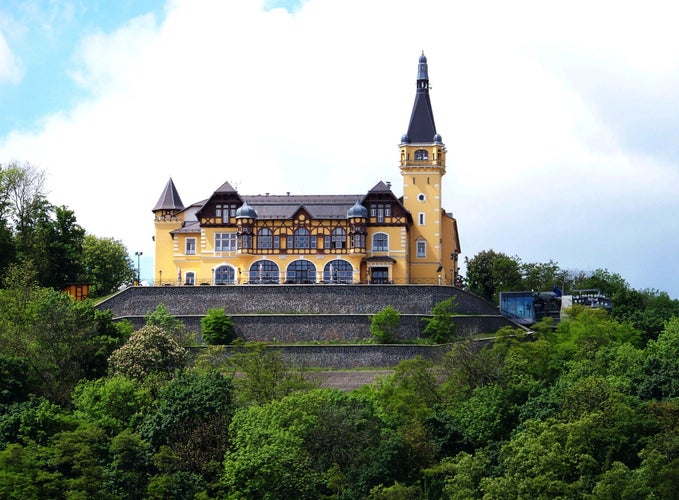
[{"left": 415, "top": 149, "right": 428, "bottom": 160}]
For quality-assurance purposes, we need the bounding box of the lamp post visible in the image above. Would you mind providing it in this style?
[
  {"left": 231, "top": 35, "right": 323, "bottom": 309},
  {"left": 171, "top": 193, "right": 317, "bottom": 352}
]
[
  {"left": 134, "top": 251, "right": 143, "bottom": 285},
  {"left": 451, "top": 251, "right": 459, "bottom": 287}
]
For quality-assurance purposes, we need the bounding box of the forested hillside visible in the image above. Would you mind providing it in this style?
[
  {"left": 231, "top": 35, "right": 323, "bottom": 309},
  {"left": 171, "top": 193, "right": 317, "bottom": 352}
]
[
  {"left": 3, "top": 162, "right": 679, "bottom": 498},
  {"left": 2, "top": 269, "right": 679, "bottom": 498}
]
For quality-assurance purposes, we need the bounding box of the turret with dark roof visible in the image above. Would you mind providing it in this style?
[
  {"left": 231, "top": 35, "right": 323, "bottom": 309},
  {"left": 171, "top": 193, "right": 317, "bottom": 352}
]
[{"left": 153, "top": 178, "right": 184, "bottom": 212}]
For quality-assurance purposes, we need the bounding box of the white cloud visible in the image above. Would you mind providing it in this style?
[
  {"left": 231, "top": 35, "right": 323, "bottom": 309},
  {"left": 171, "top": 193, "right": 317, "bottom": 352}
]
[
  {"left": 0, "top": 31, "right": 22, "bottom": 83},
  {"left": 1, "top": 0, "right": 679, "bottom": 295}
]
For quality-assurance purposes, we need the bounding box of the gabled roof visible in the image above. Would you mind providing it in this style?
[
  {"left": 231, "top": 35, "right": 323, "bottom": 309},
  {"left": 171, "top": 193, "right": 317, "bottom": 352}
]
[
  {"left": 153, "top": 178, "right": 184, "bottom": 211},
  {"left": 215, "top": 181, "right": 238, "bottom": 193},
  {"left": 368, "top": 181, "right": 393, "bottom": 194},
  {"left": 195, "top": 181, "right": 243, "bottom": 220}
]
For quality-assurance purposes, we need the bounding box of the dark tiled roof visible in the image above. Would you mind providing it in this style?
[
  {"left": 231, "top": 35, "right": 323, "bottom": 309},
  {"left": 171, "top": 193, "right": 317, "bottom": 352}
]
[
  {"left": 171, "top": 220, "right": 201, "bottom": 234},
  {"left": 364, "top": 256, "right": 397, "bottom": 263},
  {"left": 368, "top": 181, "right": 393, "bottom": 193},
  {"left": 153, "top": 178, "right": 184, "bottom": 211},
  {"left": 215, "top": 181, "right": 238, "bottom": 193},
  {"left": 245, "top": 194, "right": 364, "bottom": 220}
]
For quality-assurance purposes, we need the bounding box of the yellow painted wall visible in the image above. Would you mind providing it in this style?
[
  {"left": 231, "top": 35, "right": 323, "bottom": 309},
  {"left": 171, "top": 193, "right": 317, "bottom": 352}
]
[
  {"left": 399, "top": 143, "right": 449, "bottom": 283},
  {"left": 153, "top": 141, "right": 459, "bottom": 286}
]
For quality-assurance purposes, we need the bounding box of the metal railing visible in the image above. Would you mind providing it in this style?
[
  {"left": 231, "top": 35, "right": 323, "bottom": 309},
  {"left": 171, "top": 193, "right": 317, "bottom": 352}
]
[{"left": 145, "top": 276, "right": 454, "bottom": 286}]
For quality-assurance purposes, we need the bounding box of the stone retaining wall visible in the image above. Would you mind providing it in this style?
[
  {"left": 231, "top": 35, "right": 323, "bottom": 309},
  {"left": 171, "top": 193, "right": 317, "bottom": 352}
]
[
  {"left": 98, "top": 285, "right": 517, "bottom": 342},
  {"left": 190, "top": 343, "right": 456, "bottom": 369},
  {"left": 121, "top": 313, "right": 516, "bottom": 342},
  {"left": 99, "top": 284, "right": 499, "bottom": 317}
]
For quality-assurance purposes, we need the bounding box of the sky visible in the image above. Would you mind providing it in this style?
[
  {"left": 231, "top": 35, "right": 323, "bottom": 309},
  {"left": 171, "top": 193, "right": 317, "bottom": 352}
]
[{"left": 1, "top": 0, "right": 678, "bottom": 298}]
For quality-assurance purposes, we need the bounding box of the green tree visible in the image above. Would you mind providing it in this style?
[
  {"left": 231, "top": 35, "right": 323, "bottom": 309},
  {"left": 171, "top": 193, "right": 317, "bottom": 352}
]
[
  {"left": 464, "top": 249, "right": 522, "bottom": 303},
  {"left": 72, "top": 376, "right": 151, "bottom": 435},
  {"left": 227, "top": 342, "right": 312, "bottom": 406},
  {"left": 0, "top": 273, "right": 126, "bottom": 403},
  {"left": 0, "top": 397, "right": 77, "bottom": 448},
  {"left": 638, "top": 317, "right": 679, "bottom": 400},
  {"left": 47, "top": 423, "right": 109, "bottom": 498},
  {"left": 200, "top": 307, "right": 236, "bottom": 345},
  {"left": 423, "top": 296, "right": 458, "bottom": 344},
  {"left": 0, "top": 221, "right": 14, "bottom": 279},
  {"left": 421, "top": 451, "right": 491, "bottom": 500},
  {"left": 105, "top": 429, "right": 153, "bottom": 499},
  {"left": 11, "top": 200, "right": 85, "bottom": 289},
  {"left": 223, "top": 389, "right": 394, "bottom": 499},
  {"left": 612, "top": 288, "right": 679, "bottom": 343},
  {"left": 521, "top": 259, "right": 567, "bottom": 293},
  {"left": 0, "top": 355, "right": 30, "bottom": 404},
  {"left": 35, "top": 205, "right": 85, "bottom": 289},
  {"left": 575, "top": 268, "right": 630, "bottom": 298},
  {"left": 1, "top": 161, "right": 46, "bottom": 245},
  {"left": 371, "top": 305, "right": 400, "bottom": 343},
  {"left": 369, "top": 481, "right": 421, "bottom": 499},
  {"left": 141, "top": 370, "right": 234, "bottom": 486},
  {"left": 108, "top": 325, "right": 187, "bottom": 382},
  {"left": 145, "top": 303, "right": 192, "bottom": 346},
  {"left": 81, "top": 234, "right": 136, "bottom": 297}
]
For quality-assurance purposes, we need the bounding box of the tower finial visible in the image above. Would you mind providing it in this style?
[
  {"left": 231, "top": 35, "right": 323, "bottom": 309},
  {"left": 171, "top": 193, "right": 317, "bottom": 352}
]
[{"left": 417, "top": 52, "right": 428, "bottom": 83}]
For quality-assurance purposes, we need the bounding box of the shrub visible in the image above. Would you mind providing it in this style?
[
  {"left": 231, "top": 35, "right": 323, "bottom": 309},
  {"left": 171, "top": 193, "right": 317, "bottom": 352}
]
[
  {"left": 371, "top": 306, "right": 400, "bottom": 343},
  {"left": 423, "top": 297, "right": 458, "bottom": 344},
  {"left": 108, "top": 325, "right": 187, "bottom": 381},
  {"left": 200, "top": 308, "right": 236, "bottom": 345},
  {"left": 145, "top": 303, "right": 194, "bottom": 346}
]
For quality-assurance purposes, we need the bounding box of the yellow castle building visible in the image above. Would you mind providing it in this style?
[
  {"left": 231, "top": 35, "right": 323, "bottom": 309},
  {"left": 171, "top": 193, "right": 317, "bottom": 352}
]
[{"left": 152, "top": 53, "right": 460, "bottom": 286}]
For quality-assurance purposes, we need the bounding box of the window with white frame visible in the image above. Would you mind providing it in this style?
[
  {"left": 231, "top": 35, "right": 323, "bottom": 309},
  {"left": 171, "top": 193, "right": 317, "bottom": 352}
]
[
  {"left": 185, "top": 238, "right": 196, "bottom": 255},
  {"left": 372, "top": 233, "right": 389, "bottom": 251},
  {"left": 215, "top": 233, "right": 237, "bottom": 252},
  {"left": 257, "top": 228, "right": 273, "bottom": 249},
  {"left": 418, "top": 212, "right": 425, "bottom": 225},
  {"left": 331, "top": 228, "right": 346, "bottom": 249},
  {"left": 416, "top": 239, "right": 426, "bottom": 258},
  {"left": 292, "top": 228, "right": 310, "bottom": 249}
]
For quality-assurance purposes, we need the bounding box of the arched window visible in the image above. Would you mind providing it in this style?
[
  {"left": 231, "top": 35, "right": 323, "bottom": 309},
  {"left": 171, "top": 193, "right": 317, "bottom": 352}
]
[
  {"left": 286, "top": 260, "right": 316, "bottom": 284},
  {"left": 257, "top": 227, "right": 273, "bottom": 249},
  {"left": 214, "top": 265, "right": 236, "bottom": 285},
  {"left": 184, "top": 272, "right": 195, "bottom": 285},
  {"left": 323, "top": 260, "right": 353, "bottom": 283},
  {"left": 293, "top": 228, "right": 310, "bottom": 249},
  {"left": 415, "top": 149, "right": 428, "bottom": 160},
  {"left": 372, "top": 233, "right": 389, "bottom": 252},
  {"left": 249, "top": 260, "right": 279, "bottom": 284}
]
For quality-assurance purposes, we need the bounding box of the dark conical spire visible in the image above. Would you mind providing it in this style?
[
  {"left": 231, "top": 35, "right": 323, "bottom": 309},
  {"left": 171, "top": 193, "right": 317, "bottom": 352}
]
[
  {"left": 153, "top": 178, "right": 184, "bottom": 211},
  {"left": 402, "top": 51, "right": 440, "bottom": 144}
]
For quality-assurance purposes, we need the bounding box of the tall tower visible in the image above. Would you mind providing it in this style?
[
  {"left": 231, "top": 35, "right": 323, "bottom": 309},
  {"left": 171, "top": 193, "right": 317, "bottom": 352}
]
[{"left": 400, "top": 52, "right": 448, "bottom": 283}]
